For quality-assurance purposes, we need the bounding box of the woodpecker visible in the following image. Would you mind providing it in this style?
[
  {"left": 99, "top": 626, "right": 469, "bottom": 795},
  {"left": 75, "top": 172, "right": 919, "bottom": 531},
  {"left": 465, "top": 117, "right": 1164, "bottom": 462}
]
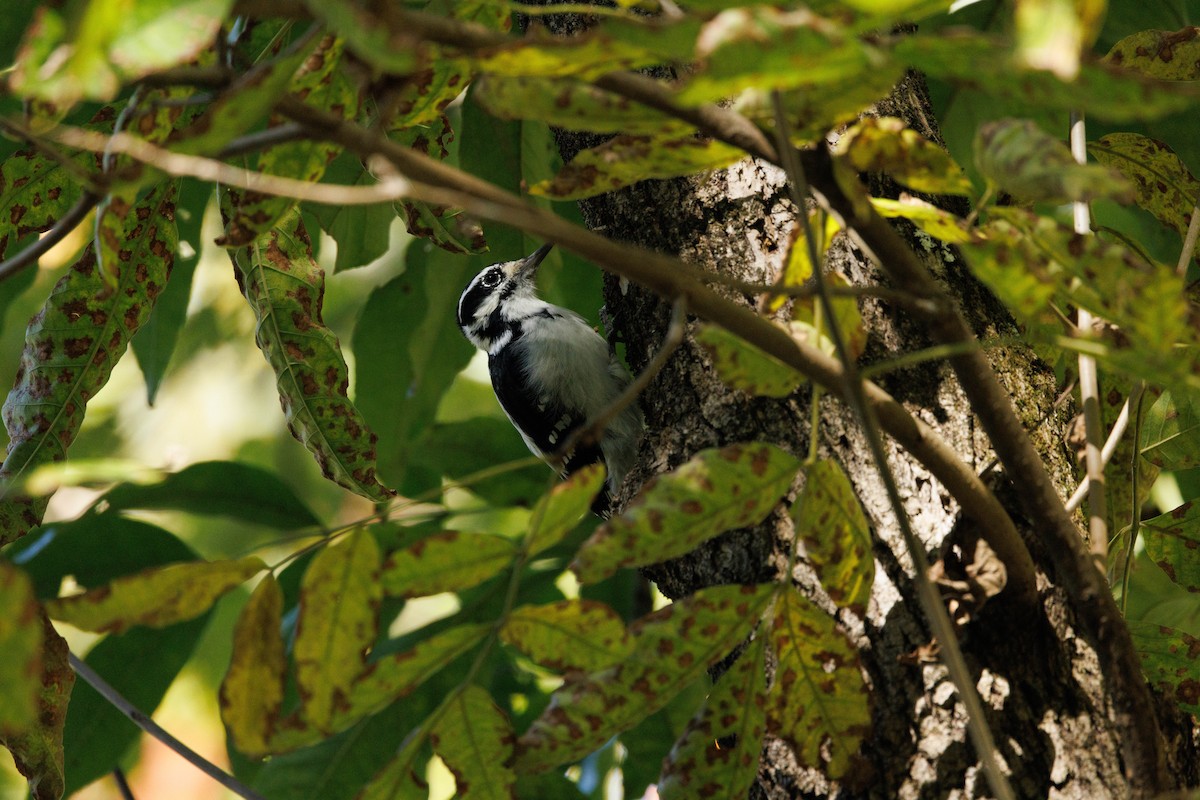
[{"left": 456, "top": 244, "right": 644, "bottom": 514}]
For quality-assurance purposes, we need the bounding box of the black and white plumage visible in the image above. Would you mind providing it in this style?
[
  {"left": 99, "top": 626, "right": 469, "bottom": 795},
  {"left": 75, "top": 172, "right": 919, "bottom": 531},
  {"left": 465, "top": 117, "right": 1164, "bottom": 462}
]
[{"left": 456, "top": 244, "right": 644, "bottom": 513}]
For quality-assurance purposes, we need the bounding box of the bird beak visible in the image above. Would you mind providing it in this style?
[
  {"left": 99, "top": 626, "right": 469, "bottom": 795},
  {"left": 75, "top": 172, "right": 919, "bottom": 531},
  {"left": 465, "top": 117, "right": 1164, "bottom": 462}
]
[{"left": 517, "top": 243, "right": 554, "bottom": 280}]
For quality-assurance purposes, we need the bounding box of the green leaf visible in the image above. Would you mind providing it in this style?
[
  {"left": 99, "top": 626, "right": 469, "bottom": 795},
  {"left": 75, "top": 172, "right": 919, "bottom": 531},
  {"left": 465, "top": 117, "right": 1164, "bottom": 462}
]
[
  {"left": 1105, "top": 27, "right": 1200, "bottom": 80},
  {"left": 0, "top": 182, "right": 178, "bottom": 546},
  {"left": 1089, "top": 133, "right": 1200, "bottom": 241},
  {"left": 0, "top": 562, "right": 42, "bottom": 734},
  {"left": 793, "top": 459, "right": 874, "bottom": 614},
  {"left": 45, "top": 556, "right": 265, "bottom": 633},
  {"left": 356, "top": 724, "right": 429, "bottom": 800},
  {"left": 658, "top": 635, "right": 767, "bottom": 800},
  {"left": 1142, "top": 390, "right": 1200, "bottom": 470},
  {"left": 530, "top": 133, "right": 744, "bottom": 201},
  {"left": 9, "top": 0, "right": 234, "bottom": 105},
  {"left": 500, "top": 599, "right": 632, "bottom": 673},
  {"left": 430, "top": 685, "right": 516, "bottom": 800},
  {"left": 528, "top": 464, "right": 606, "bottom": 555},
  {"left": 769, "top": 587, "right": 870, "bottom": 777},
  {"left": 295, "top": 530, "right": 382, "bottom": 732},
  {"left": 223, "top": 36, "right": 357, "bottom": 246},
  {"left": 572, "top": 443, "right": 801, "bottom": 583},
  {"left": 1138, "top": 502, "right": 1200, "bottom": 593},
  {"left": 975, "top": 118, "right": 1132, "bottom": 204},
  {"left": 353, "top": 244, "right": 476, "bottom": 489},
  {"left": 100, "top": 460, "right": 322, "bottom": 529},
  {"left": 232, "top": 210, "right": 392, "bottom": 501},
  {"left": 381, "top": 531, "right": 517, "bottom": 598},
  {"left": 392, "top": 117, "right": 486, "bottom": 254},
  {"left": 1127, "top": 620, "right": 1200, "bottom": 715},
  {"left": 516, "top": 583, "right": 775, "bottom": 772},
  {"left": 473, "top": 74, "right": 688, "bottom": 135},
  {"left": 695, "top": 325, "right": 806, "bottom": 398},
  {"left": 834, "top": 116, "right": 972, "bottom": 195},
  {"left": 220, "top": 575, "right": 287, "bottom": 757},
  {"left": 303, "top": 0, "right": 419, "bottom": 74},
  {"left": 0, "top": 144, "right": 89, "bottom": 259},
  {"left": 307, "top": 153, "right": 394, "bottom": 273},
  {"left": 0, "top": 612, "right": 72, "bottom": 800},
  {"left": 870, "top": 196, "right": 973, "bottom": 243},
  {"left": 412, "top": 418, "right": 547, "bottom": 507}
]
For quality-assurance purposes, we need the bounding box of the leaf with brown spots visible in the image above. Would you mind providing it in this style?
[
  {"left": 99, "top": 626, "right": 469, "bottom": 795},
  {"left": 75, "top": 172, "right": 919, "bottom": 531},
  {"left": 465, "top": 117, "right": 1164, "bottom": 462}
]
[
  {"left": 768, "top": 587, "right": 870, "bottom": 777},
  {"left": 695, "top": 324, "right": 806, "bottom": 398},
  {"left": 0, "top": 146, "right": 90, "bottom": 259},
  {"left": 44, "top": 556, "right": 265, "bottom": 634},
  {"left": 658, "top": 635, "right": 767, "bottom": 800},
  {"left": 1089, "top": 133, "right": 1200, "bottom": 243},
  {"left": 1136, "top": 502, "right": 1200, "bottom": 593},
  {"left": 223, "top": 36, "right": 358, "bottom": 247},
  {"left": 0, "top": 562, "right": 42, "bottom": 736},
  {"left": 0, "top": 181, "right": 179, "bottom": 546},
  {"left": 392, "top": 115, "right": 487, "bottom": 254},
  {"left": 515, "top": 583, "right": 774, "bottom": 773},
  {"left": 431, "top": 685, "right": 517, "bottom": 800},
  {"left": 1127, "top": 620, "right": 1200, "bottom": 715},
  {"left": 231, "top": 209, "right": 392, "bottom": 501},
  {"left": 294, "top": 529, "right": 382, "bottom": 732},
  {"left": 382, "top": 531, "right": 516, "bottom": 598},
  {"left": 220, "top": 574, "right": 287, "bottom": 758},
  {"left": 793, "top": 459, "right": 874, "bottom": 615},
  {"left": 501, "top": 600, "right": 632, "bottom": 674},
  {"left": 527, "top": 463, "right": 606, "bottom": 555},
  {"left": 834, "top": 116, "right": 972, "bottom": 196},
  {"left": 571, "top": 443, "right": 800, "bottom": 584},
  {"left": 1105, "top": 27, "right": 1200, "bottom": 81},
  {"left": 530, "top": 133, "right": 744, "bottom": 201},
  {"left": 0, "top": 610, "right": 73, "bottom": 800}
]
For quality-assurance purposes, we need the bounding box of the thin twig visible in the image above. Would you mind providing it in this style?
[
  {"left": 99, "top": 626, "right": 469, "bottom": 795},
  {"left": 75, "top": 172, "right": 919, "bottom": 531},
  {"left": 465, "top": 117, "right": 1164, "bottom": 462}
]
[
  {"left": 0, "top": 191, "right": 101, "bottom": 282},
  {"left": 1176, "top": 205, "right": 1200, "bottom": 278},
  {"left": 1065, "top": 382, "right": 1145, "bottom": 513},
  {"left": 1120, "top": 387, "right": 1148, "bottom": 615},
  {"left": 112, "top": 768, "right": 136, "bottom": 800},
  {"left": 772, "top": 92, "right": 1017, "bottom": 800},
  {"left": 1070, "top": 110, "right": 1108, "bottom": 564},
  {"left": 68, "top": 653, "right": 267, "bottom": 800}
]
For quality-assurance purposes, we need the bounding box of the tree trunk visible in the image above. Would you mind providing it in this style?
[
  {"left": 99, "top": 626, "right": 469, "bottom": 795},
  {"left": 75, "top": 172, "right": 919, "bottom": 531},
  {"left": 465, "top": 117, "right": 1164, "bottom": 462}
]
[{"left": 544, "top": 39, "right": 1199, "bottom": 797}]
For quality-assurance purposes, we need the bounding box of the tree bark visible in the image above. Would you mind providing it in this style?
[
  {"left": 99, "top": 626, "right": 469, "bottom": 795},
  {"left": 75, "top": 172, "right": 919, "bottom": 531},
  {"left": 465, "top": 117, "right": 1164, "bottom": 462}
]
[{"left": 541, "top": 38, "right": 1200, "bottom": 797}]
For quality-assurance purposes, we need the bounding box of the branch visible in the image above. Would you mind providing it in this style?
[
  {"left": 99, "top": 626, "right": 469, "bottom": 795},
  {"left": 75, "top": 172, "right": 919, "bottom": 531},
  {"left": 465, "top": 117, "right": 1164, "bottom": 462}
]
[{"left": 68, "top": 653, "right": 266, "bottom": 800}]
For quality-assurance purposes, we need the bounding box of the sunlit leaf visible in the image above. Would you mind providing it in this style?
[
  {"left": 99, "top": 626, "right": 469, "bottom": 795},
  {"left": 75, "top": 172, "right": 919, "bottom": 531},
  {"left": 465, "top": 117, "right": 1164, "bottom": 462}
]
[
  {"left": 1105, "top": 27, "right": 1200, "bottom": 80},
  {"left": 381, "top": 531, "right": 516, "bottom": 598},
  {"left": 0, "top": 562, "right": 41, "bottom": 735},
  {"left": 1089, "top": 133, "right": 1200, "bottom": 241},
  {"left": 695, "top": 325, "right": 805, "bottom": 398},
  {"left": 0, "top": 612, "right": 72, "bottom": 800},
  {"left": 835, "top": 116, "right": 972, "bottom": 195},
  {"left": 1014, "top": 0, "right": 1101, "bottom": 80},
  {"left": 530, "top": 133, "right": 744, "bottom": 201},
  {"left": 528, "top": 464, "right": 607, "bottom": 555},
  {"left": 45, "top": 556, "right": 265, "bottom": 633},
  {"left": 220, "top": 574, "right": 286, "bottom": 757},
  {"left": 430, "top": 685, "right": 516, "bottom": 800},
  {"left": 793, "top": 459, "right": 874, "bottom": 614},
  {"left": 572, "top": 443, "right": 801, "bottom": 583},
  {"left": 295, "top": 530, "right": 382, "bottom": 732},
  {"left": 793, "top": 272, "right": 867, "bottom": 361},
  {"left": 232, "top": 210, "right": 392, "bottom": 501},
  {"left": 501, "top": 599, "right": 632, "bottom": 673},
  {"left": 975, "top": 118, "right": 1132, "bottom": 204},
  {"left": 1142, "top": 390, "right": 1200, "bottom": 470},
  {"left": 1128, "top": 620, "right": 1200, "bottom": 715},
  {"left": 516, "top": 583, "right": 775, "bottom": 772},
  {"left": 0, "top": 183, "right": 178, "bottom": 546},
  {"left": 774, "top": 212, "right": 840, "bottom": 306},
  {"left": 870, "top": 196, "right": 973, "bottom": 243},
  {"left": 658, "top": 636, "right": 767, "bottom": 800},
  {"left": 769, "top": 587, "right": 870, "bottom": 777}
]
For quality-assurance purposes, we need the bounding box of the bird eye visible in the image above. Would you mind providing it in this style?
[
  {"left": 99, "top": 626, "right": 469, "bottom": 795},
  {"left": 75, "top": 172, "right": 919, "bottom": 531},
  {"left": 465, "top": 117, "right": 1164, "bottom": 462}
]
[{"left": 481, "top": 269, "right": 502, "bottom": 289}]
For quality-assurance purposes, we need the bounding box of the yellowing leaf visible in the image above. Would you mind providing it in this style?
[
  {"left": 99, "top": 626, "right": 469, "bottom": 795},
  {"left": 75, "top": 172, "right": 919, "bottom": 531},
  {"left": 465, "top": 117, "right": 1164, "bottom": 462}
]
[
  {"left": 793, "top": 460, "right": 874, "bottom": 614},
  {"left": 658, "top": 635, "right": 767, "bottom": 800},
  {"left": 695, "top": 325, "right": 806, "bottom": 398},
  {"left": 516, "top": 583, "right": 775, "bottom": 773},
  {"left": 1089, "top": 133, "right": 1200, "bottom": 240},
  {"left": 530, "top": 134, "right": 743, "bottom": 201},
  {"left": 571, "top": 443, "right": 801, "bottom": 584},
  {"left": 0, "top": 612, "right": 72, "bottom": 800},
  {"left": 769, "top": 588, "right": 870, "bottom": 777},
  {"left": 430, "top": 686, "right": 516, "bottom": 800},
  {"left": 501, "top": 600, "right": 632, "bottom": 673},
  {"left": 220, "top": 575, "right": 286, "bottom": 757},
  {"left": 529, "top": 464, "right": 607, "bottom": 555},
  {"left": 0, "top": 562, "right": 41, "bottom": 735},
  {"left": 792, "top": 272, "right": 866, "bottom": 360},
  {"left": 382, "top": 531, "right": 516, "bottom": 598},
  {"left": 834, "top": 117, "right": 972, "bottom": 196},
  {"left": 294, "top": 530, "right": 382, "bottom": 732},
  {"left": 870, "top": 196, "right": 973, "bottom": 243},
  {"left": 1128, "top": 620, "right": 1200, "bottom": 715},
  {"left": 1105, "top": 27, "right": 1200, "bottom": 80},
  {"left": 45, "top": 557, "right": 265, "bottom": 634}
]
